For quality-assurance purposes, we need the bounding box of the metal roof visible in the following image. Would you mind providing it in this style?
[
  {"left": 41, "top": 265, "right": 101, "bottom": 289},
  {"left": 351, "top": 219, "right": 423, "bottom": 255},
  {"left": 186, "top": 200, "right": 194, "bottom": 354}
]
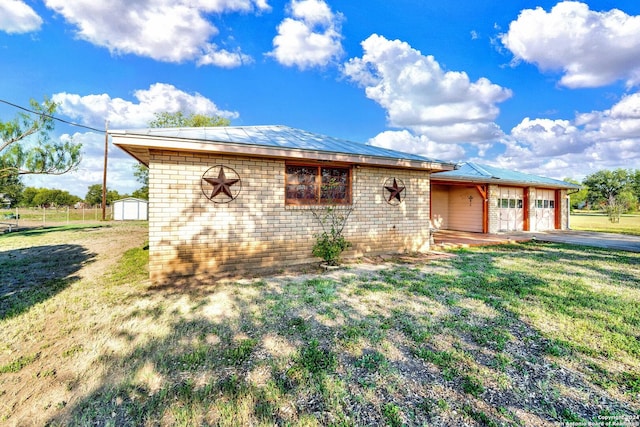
[
  {"left": 111, "top": 125, "right": 453, "bottom": 165},
  {"left": 432, "top": 162, "right": 580, "bottom": 189},
  {"left": 110, "top": 125, "right": 459, "bottom": 172}
]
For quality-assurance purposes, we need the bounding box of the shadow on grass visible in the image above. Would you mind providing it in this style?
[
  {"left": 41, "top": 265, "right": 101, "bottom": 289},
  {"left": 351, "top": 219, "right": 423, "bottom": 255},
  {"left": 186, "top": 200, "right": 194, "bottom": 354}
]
[
  {"left": 0, "top": 224, "right": 109, "bottom": 239},
  {"left": 45, "top": 242, "right": 640, "bottom": 426},
  {"left": 0, "top": 244, "right": 95, "bottom": 320}
]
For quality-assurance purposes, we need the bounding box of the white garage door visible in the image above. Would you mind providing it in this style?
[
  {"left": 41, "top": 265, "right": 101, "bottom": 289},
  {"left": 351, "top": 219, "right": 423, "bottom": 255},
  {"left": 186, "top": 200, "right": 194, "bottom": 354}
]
[
  {"left": 534, "top": 189, "right": 555, "bottom": 231},
  {"left": 497, "top": 187, "right": 524, "bottom": 232}
]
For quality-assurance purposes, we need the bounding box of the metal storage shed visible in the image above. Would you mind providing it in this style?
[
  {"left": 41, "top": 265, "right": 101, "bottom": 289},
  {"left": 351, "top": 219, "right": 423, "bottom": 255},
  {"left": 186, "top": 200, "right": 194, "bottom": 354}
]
[{"left": 113, "top": 197, "right": 148, "bottom": 221}]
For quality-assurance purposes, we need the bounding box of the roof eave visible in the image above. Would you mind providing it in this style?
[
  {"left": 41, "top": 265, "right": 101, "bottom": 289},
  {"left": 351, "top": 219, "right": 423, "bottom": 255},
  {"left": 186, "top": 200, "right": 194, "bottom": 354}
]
[
  {"left": 431, "top": 175, "right": 580, "bottom": 189},
  {"left": 111, "top": 132, "right": 456, "bottom": 172}
]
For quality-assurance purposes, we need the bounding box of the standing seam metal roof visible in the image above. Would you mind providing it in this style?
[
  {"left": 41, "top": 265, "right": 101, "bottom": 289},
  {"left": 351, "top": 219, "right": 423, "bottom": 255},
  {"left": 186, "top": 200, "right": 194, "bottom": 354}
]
[
  {"left": 432, "top": 162, "right": 580, "bottom": 189},
  {"left": 121, "top": 125, "right": 452, "bottom": 164}
]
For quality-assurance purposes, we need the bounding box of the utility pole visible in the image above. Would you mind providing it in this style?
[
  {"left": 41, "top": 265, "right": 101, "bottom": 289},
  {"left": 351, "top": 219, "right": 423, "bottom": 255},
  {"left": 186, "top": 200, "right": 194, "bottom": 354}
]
[{"left": 102, "top": 121, "right": 109, "bottom": 220}]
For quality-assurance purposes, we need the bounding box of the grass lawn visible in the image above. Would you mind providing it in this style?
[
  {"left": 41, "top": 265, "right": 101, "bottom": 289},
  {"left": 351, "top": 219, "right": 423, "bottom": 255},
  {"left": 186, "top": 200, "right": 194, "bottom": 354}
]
[
  {"left": 1, "top": 224, "right": 639, "bottom": 426},
  {"left": 570, "top": 212, "right": 640, "bottom": 236}
]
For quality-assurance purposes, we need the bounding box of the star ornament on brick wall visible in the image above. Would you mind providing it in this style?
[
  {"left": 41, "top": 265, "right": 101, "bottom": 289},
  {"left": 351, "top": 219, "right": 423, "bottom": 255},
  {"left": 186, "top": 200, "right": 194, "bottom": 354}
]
[
  {"left": 384, "top": 177, "right": 406, "bottom": 205},
  {"left": 201, "top": 165, "right": 242, "bottom": 203}
]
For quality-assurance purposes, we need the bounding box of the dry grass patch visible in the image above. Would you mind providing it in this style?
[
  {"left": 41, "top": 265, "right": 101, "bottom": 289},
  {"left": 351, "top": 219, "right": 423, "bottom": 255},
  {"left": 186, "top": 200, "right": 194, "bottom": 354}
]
[{"left": 1, "top": 225, "right": 639, "bottom": 426}]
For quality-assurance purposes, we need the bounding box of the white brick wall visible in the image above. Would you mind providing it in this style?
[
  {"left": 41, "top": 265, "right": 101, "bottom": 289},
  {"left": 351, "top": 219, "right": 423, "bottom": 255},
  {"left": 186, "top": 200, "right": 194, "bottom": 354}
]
[{"left": 148, "top": 151, "right": 432, "bottom": 282}]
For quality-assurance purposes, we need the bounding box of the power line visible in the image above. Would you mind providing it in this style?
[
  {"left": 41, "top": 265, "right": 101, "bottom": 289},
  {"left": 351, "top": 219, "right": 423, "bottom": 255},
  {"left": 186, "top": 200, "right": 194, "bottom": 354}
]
[
  {"left": 0, "top": 98, "right": 104, "bottom": 133},
  {"left": 2, "top": 98, "right": 111, "bottom": 218}
]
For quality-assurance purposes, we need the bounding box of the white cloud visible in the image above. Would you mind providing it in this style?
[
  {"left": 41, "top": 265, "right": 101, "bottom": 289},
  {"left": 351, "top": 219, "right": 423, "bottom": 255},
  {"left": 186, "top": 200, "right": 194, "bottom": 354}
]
[
  {"left": 269, "top": 0, "right": 344, "bottom": 69},
  {"left": 495, "top": 92, "right": 640, "bottom": 179},
  {"left": 43, "top": 0, "right": 269, "bottom": 66},
  {"left": 579, "top": 92, "right": 640, "bottom": 139},
  {"left": 368, "top": 130, "right": 465, "bottom": 162},
  {"left": 41, "top": 84, "right": 241, "bottom": 196},
  {"left": 52, "top": 83, "right": 240, "bottom": 129},
  {"left": 343, "top": 34, "right": 512, "bottom": 145},
  {"left": 501, "top": 1, "right": 640, "bottom": 88},
  {"left": 510, "top": 117, "right": 585, "bottom": 156},
  {"left": 0, "top": 0, "right": 42, "bottom": 33},
  {"left": 197, "top": 46, "right": 253, "bottom": 67}
]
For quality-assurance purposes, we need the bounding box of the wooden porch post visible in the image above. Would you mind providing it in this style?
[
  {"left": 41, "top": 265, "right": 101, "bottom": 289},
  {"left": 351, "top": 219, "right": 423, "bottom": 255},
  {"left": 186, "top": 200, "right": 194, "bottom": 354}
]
[{"left": 475, "top": 185, "right": 488, "bottom": 234}]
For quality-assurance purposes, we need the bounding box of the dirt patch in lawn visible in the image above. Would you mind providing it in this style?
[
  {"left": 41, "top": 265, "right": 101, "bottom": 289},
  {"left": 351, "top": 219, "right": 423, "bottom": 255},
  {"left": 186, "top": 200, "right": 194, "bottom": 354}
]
[
  {"left": 1, "top": 226, "right": 639, "bottom": 426},
  {"left": 0, "top": 222, "right": 148, "bottom": 425}
]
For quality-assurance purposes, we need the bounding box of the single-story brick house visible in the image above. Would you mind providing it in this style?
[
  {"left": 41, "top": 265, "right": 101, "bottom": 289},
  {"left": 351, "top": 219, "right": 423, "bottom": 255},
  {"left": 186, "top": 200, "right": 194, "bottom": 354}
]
[
  {"left": 111, "top": 125, "right": 457, "bottom": 283},
  {"left": 430, "top": 162, "right": 580, "bottom": 233},
  {"left": 112, "top": 125, "right": 580, "bottom": 282}
]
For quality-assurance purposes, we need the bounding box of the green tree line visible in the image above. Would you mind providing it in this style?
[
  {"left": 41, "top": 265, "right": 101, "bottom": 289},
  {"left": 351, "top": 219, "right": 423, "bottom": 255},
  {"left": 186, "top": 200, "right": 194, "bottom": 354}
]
[
  {"left": 567, "top": 168, "right": 640, "bottom": 222},
  {"left": 3, "top": 184, "right": 127, "bottom": 209}
]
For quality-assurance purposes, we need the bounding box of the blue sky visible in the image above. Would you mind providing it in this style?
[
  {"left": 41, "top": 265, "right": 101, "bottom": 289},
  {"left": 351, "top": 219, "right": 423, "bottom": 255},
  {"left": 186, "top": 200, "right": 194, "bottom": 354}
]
[{"left": 2, "top": 0, "right": 640, "bottom": 197}]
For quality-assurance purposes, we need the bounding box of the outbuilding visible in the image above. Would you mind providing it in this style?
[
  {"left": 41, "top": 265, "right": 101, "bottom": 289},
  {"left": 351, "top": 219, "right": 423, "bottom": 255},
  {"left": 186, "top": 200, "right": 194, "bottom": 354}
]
[
  {"left": 113, "top": 197, "right": 148, "bottom": 221},
  {"left": 430, "top": 162, "right": 580, "bottom": 233},
  {"left": 111, "top": 125, "right": 456, "bottom": 283}
]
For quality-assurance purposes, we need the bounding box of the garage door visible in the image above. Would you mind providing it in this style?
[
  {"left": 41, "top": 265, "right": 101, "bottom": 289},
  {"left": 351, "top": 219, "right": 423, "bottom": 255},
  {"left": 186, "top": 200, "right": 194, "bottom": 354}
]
[
  {"left": 497, "top": 187, "right": 524, "bottom": 232},
  {"left": 534, "top": 189, "right": 555, "bottom": 231},
  {"left": 448, "top": 187, "right": 483, "bottom": 232}
]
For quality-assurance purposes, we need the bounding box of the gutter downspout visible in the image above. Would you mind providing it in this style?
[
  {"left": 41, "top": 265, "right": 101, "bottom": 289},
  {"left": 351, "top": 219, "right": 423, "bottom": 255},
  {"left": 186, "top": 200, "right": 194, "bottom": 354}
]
[{"left": 566, "top": 188, "right": 580, "bottom": 230}]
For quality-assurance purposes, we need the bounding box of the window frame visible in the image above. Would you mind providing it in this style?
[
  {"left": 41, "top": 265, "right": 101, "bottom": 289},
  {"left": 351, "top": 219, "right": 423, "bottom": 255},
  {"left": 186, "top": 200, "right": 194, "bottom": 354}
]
[{"left": 285, "top": 162, "right": 352, "bottom": 206}]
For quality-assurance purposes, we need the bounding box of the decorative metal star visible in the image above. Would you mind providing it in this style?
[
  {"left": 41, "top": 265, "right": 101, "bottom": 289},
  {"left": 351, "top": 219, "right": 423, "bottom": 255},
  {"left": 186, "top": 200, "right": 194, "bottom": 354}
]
[
  {"left": 203, "top": 167, "right": 240, "bottom": 200},
  {"left": 385, "top": 178, "right": 405, "bottom": 203}
]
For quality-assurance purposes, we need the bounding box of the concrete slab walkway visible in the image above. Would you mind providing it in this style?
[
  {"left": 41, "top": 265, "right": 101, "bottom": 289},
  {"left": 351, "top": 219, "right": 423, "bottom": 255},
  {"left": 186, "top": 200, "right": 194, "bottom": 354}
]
[
  {"left": 432, "top": 229, "right": 640, "bottom": 253},
  {"left": 432, "top": 230, "right": 531, "bottom": 250},
  {"left": 532, "top": 230, "right": 640, "bottom": 252}
]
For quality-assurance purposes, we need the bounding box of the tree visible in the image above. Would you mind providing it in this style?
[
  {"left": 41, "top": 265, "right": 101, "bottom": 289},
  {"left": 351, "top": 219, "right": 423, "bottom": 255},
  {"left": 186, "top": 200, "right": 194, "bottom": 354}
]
[
  {"left": 0, "top": 98, "right": 82, "bottom": 177},
  {"left": 582, "top": 169, "right": 633, "bottom": 222},
  {"left": 85, "top": 184, "right": 120, "bottom": 206},
  {"left": 130, "top": 111, "right": 230, "bottom": 199},
  {"left": 132, "top": 163, "right": 148, "bottom": 200},
  {"left": 106, "top": 189, "right": 121, "bottom": 205},
  {"left": 618, "top": 190, "right": 638, "bottom": 213},
  {"left": 632, "top": 170, "right": 640, "bottom": 208},
  {"left": 148, "top": 111, "right": 230, "bottom": 128},
  {"left": 85, "top": 184, "right": 102, "bottom": 206},
  {"left": 19, "top": 187, "right": 39, "bottom": 207},
  {"left": 0, "top": 159, "right": 24, "bottom": 207},
  {"left": 31, "top": 188, "right": 80, "bottom": 208},
  {"left": 563, "top": 178, "right": 587, "bottom": 210},
  {"left": 53, "top": 189, "right": 81, "bottom": 207},
  {"left": 18, "top": 187, "right": 80, "bottom": 207},
  {"left": 30, "top": 189, "right": 54, "bottom": 207}
]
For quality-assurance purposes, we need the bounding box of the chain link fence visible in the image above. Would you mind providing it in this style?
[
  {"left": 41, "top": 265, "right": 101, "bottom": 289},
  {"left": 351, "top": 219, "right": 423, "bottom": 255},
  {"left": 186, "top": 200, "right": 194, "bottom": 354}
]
[{"left": 1, "top": 206, "right": 114, "bottom": 231}]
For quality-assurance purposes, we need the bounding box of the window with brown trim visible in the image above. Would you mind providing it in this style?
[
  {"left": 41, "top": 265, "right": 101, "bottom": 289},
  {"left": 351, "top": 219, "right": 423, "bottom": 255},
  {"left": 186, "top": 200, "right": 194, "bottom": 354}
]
[{"left": 285, "top": 164, "right": 351, "bottom": 205}]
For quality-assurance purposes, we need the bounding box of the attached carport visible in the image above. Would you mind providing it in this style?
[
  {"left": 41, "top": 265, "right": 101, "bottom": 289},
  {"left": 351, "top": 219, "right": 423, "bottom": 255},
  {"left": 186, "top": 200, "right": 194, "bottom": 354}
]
[
  {"left": 431, "top": 182, "right": 488, "bottom": 233},
  {"left": 430, "top": 162, "right": 580, "bottom": 234}
]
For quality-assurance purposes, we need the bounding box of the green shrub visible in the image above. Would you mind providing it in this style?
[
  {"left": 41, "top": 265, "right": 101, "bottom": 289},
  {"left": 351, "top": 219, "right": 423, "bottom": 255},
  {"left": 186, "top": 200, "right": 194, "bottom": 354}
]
[
  {"left": 312, "top": 229, "right": 351, "bottom": 266},
  {"left": 310, "top": 205, "right": 353, "bottom": 266}
]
